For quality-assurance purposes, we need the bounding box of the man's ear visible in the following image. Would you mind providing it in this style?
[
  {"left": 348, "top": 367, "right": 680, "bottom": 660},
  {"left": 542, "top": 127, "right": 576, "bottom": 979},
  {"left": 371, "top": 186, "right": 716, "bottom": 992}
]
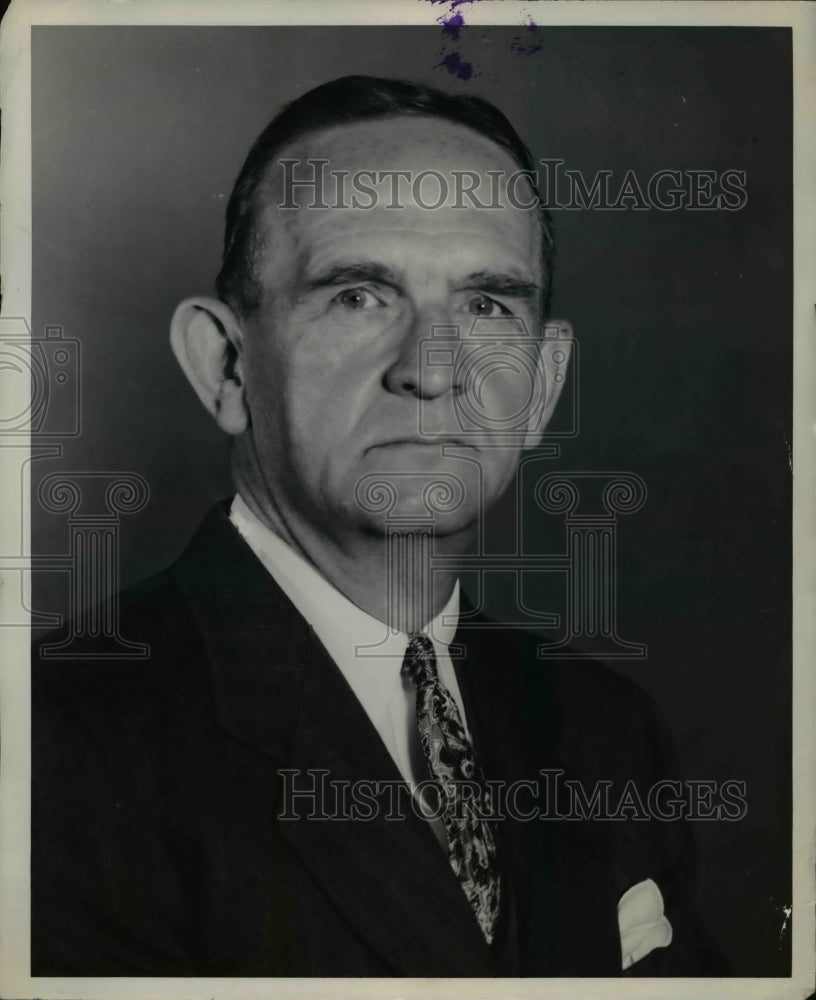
[
  {"left": 523, "top": 319, "right": 574, "bottom": 449},
  {"left": 170, "top": 297, "right": 249, "bottom": 436}
]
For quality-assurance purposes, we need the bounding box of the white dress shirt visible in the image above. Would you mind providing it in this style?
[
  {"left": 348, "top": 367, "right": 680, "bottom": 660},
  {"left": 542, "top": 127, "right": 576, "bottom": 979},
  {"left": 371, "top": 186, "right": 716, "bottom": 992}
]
[{"left": 229, "top": 494, "right": 470, "bottom": 800}]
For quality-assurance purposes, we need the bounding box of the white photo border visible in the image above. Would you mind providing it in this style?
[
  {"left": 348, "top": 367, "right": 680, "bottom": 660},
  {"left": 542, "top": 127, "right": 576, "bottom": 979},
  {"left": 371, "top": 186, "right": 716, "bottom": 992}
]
[{"left": 1, "top": 2, "right": 813, "bottom": 999}]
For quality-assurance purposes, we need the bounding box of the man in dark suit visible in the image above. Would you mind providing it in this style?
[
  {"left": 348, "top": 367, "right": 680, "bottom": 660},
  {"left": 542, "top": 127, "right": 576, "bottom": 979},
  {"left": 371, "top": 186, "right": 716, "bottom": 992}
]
[{"left": 32, "top": 76, "right": 718, "bottom": 977}]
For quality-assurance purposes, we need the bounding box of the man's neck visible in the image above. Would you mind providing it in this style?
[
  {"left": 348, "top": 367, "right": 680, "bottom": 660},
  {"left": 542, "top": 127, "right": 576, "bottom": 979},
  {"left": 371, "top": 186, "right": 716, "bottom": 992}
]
[{"left": 233, "top": 468, "right": 469, "bottom": 635}]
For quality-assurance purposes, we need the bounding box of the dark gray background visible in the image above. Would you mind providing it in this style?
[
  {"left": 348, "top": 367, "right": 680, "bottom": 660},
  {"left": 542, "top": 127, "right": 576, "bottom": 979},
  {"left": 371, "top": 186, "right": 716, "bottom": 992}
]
[{"left": 31, "top": 25, "right": 791, "bottom": 975}]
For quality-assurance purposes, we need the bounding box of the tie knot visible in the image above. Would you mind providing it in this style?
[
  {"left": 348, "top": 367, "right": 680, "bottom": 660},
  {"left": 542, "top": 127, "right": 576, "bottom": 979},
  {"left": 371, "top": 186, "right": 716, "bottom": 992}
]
[{"left": 401, "top": 632, "right": 438, "bottom": 687}]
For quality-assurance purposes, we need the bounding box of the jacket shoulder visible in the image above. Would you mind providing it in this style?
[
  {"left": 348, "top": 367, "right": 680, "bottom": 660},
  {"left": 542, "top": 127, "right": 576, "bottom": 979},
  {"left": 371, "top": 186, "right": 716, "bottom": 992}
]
[{"left": 32, "top": 565, "right": 210, "bottom": 754}]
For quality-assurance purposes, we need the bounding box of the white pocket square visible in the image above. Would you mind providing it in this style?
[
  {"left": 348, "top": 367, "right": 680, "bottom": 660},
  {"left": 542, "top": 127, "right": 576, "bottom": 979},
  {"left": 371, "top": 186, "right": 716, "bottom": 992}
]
[{"left": 617, "top": 878, "right": 673, "bottom": 970}]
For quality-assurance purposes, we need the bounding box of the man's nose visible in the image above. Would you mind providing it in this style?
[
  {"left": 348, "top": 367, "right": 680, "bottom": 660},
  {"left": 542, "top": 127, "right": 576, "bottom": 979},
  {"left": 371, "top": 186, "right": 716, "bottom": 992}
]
[{"left": 382, "top": 305, "right": 462, "bottom": 399}]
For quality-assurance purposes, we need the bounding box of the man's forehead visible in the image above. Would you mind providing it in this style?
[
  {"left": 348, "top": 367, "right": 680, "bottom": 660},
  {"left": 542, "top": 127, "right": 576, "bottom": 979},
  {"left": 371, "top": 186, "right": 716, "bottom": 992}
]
[
  {"left": 246, "top": 115, "right": 541, "bottom": 269},
  {"left": 265, "top": 115, "right": 523, "bottom": 185}
]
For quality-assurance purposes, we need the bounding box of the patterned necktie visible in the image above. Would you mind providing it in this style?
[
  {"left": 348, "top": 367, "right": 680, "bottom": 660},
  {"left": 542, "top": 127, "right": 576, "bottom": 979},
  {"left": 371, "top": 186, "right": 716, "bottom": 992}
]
[{"left": 402, "top": 632, "right": 501, "bottom": 944}]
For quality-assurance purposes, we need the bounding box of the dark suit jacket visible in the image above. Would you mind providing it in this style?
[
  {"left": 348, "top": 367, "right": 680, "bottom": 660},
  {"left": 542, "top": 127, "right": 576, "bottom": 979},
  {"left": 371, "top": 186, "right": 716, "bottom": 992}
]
[{"left": 32, "top": 504, "right": 719, "bottom": 977}]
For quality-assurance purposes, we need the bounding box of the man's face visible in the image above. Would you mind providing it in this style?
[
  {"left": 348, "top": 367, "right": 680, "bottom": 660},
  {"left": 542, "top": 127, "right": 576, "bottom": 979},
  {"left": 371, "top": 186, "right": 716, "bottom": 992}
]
[{"left": 240, "top": 116, "right": 546, "bottom": 540}]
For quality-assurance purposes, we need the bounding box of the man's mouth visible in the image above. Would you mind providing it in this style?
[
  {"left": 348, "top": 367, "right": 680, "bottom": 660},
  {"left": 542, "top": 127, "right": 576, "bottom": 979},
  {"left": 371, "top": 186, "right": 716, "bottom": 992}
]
[{"left": 368, "top": 436, "right": 474, "bottom": 451}]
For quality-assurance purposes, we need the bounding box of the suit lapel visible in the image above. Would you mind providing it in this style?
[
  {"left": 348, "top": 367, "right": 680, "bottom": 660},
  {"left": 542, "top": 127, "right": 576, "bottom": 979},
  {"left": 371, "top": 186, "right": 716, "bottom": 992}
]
[
  {"left": 171, "top": 505, "right": 494, "bottom": 976},
  {"left": 279, "top": 631, "right": 496, "bottom": 976}
]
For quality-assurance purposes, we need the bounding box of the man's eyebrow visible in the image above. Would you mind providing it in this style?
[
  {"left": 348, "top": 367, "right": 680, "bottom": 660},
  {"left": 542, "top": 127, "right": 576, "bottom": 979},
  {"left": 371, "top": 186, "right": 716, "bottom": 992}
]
[
  {"left": 300, "top": 261, "right": 400, "bottom": 294},
  {"left": 459, "top": 270, "right": 542, "bottom": 305}
]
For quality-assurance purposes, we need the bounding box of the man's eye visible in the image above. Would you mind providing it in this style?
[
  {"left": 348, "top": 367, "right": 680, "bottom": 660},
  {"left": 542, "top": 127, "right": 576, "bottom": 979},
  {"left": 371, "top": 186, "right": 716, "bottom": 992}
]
[
  {"left": 334, "top": 287, "right": 381, "bottom": 311},
  {"left": 467, "top": 294, "right": 511, "bottom": 318}
]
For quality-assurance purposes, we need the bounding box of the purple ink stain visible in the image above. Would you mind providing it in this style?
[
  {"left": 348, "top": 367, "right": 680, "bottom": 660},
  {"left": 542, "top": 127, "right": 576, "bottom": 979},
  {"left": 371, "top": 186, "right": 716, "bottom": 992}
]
[
  {"left": 440, "top": 11, "right": 465, "bottom": 41},
  {"left": 437, "top": 51, "right": 474, "bottom": 81}
]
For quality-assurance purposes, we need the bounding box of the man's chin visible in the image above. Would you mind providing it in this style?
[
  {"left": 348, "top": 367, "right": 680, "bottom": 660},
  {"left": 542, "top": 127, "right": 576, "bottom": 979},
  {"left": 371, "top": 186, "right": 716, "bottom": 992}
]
[
  {"left": 348, "top": 452, "right": 482, "bottom": 534},
  {"left": 349, "top": 489, "right": 479, "bottom": 539}
]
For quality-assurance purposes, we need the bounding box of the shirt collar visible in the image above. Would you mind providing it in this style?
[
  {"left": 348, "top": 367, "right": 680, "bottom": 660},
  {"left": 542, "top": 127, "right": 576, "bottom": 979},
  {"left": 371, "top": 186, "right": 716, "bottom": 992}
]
[{"left": 229, "top": 494, "right": 459, "bottom": 720}]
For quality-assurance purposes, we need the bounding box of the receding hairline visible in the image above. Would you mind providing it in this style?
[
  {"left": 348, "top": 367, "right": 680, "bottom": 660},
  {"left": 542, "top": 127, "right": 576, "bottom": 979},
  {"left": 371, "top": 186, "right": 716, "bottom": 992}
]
[
  {"left": 215, "top": 76, "right": 557, "bottom": 321},
  {"left": 272, "top": 112, "right": 525, "bottom": 171},
  {"left": 233, "top": 113, "right": 549, "bottom": 313}
]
